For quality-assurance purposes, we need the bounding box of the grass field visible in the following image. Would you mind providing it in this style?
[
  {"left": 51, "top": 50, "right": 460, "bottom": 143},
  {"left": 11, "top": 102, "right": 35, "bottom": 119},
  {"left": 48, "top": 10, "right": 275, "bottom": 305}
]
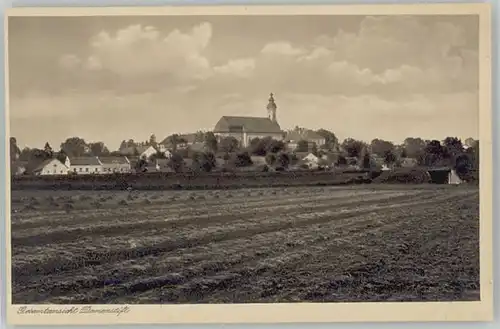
[{"left": 10, "top": 184, "right": 480, "bottom": 304}]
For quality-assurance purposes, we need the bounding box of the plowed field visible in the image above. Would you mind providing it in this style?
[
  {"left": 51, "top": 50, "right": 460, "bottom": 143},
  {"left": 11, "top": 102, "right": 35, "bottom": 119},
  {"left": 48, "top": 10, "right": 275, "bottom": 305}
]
[{"left": 10, "top": 185, "right": 480, "bottom": 304}]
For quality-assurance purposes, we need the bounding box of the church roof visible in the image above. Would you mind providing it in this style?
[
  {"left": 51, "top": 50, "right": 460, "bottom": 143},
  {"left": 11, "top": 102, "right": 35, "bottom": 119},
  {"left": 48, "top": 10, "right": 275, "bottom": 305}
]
[{"left": 214, "top": 116, "right": 282, "bottom": 134}]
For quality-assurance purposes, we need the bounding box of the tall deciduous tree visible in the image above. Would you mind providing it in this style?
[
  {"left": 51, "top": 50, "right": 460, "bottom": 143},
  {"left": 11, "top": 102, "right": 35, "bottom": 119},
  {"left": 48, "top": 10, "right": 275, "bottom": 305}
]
[
  {"left": 341, "top": 138, "right": 367, "bottom": 158},
  {"left": 204, "top": 132, "right": 218, "bottom": 153},
  {"left": 60, "top": 137, "right": 88, "bottom": 157},
  {"left": 10, "top": 137, "right": 20, "bottom": 162},
  {"left": 315, "top": 129, "right": 338, "bottom": 150},
  {"left": 88, "top": 142, "right": 110, "bottom": 156}
]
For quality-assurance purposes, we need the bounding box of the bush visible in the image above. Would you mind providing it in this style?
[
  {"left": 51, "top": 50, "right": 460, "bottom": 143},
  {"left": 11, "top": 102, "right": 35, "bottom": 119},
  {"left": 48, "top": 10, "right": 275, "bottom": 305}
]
[
  {"left": 229, "top": 151, "right": 253, "bottom": 167},
  {"left": 373, "top": 168, "right": 431, "bottom": 184}
]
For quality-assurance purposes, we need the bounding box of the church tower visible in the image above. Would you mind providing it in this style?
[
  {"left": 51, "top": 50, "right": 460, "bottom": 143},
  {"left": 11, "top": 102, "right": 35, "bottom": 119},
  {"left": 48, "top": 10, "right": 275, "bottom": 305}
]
[{"left": 267, "top": 93, "right": 277, "bottom": 123}]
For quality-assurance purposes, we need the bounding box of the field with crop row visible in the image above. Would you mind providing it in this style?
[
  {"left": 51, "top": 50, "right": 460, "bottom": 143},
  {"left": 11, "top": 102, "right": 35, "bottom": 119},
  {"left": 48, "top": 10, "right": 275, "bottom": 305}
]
[{"left": 10, "top": 184, "right": 480, "bottom": 304}]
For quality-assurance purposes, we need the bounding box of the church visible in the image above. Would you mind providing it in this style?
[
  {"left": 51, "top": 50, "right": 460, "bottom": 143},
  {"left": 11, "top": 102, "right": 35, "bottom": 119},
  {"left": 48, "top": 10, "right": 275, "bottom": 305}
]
[{"left": 213, "top": 93, "right": 284, "bottom": 148}]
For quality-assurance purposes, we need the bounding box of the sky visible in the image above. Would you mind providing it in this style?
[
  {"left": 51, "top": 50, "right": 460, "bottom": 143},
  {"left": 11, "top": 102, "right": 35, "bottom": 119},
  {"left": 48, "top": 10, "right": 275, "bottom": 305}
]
[{"left": 8, "top": 14, "right": 479, "bottom": 151}]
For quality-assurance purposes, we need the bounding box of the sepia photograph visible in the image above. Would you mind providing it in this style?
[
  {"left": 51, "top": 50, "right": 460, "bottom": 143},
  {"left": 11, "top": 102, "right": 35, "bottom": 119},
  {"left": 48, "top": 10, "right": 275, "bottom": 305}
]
[{"left": 4, "top": 3, "right": 493, "bottom": 325}]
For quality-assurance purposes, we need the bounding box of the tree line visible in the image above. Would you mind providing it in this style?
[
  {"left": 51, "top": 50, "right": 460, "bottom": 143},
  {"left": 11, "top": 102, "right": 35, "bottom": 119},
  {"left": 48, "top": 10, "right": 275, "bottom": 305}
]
[{"left": 10, "top": 130, "right": 479, "bottom": 177}]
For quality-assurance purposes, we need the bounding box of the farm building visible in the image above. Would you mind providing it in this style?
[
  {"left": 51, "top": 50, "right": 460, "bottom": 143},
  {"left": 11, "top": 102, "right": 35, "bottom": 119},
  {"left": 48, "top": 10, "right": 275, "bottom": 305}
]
[
  {"left": 300, "top": 153, "right": 321, "bottom": 169},
  {"left": 158, "top": 133, "right": 197, "bottom": 152},
  {"left": 119, "top": 145, "right": 158, "bottom": 159},
  {"left": 69, "top": 157, "right": 103, "bottom": 174},
  {"left": 285, "top": 130, "right": 326, "bottom": 151},
  {"left": 32, "top": 158, "right": 69, "bottom": 176},
  {"left": 137, "top": 145, "right": 158, "bottom": 159},
  {"left": 99, "top": 156, "right": 131, "bottom": 174},
  {"left": 213, "top": 93, "right": 284, "bottom": 147}
]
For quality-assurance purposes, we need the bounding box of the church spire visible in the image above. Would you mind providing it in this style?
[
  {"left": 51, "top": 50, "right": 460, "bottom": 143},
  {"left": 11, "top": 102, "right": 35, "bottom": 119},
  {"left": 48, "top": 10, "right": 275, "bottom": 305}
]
[{"left": 267, "top": 92, "right": 277, "bottom": 123}]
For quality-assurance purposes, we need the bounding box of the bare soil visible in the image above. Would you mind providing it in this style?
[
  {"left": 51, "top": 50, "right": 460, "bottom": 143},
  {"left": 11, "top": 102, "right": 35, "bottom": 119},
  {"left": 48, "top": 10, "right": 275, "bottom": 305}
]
[{"left": 10, "top": 184, "right": 480, "bottom": 304}]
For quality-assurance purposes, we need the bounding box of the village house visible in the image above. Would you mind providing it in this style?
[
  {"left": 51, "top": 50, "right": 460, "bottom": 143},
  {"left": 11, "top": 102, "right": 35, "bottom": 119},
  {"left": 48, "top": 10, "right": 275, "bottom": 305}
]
[
  {"left": 119, "top": 145, "right": 158, "bottom": 159},
  {"left": 213, "top": 93, "right": 284, "bottom": 148},
  {"left": 301, "top": 153, "right": 321, "bottom": 169},
  {"left": 99, "top": 156, "right": 131, "bottom": 174},
  {"left": 285, "top": 130, "right": 326, "bottom": 151},
  {"left": 157, "top": 133, "right": 197, "bottom": 153},
  {"left": 32, "top": 158, "right": 70, "bottom": 176},
  {"left": 68, "top": 156, "right": 103, "bottom": 174}
]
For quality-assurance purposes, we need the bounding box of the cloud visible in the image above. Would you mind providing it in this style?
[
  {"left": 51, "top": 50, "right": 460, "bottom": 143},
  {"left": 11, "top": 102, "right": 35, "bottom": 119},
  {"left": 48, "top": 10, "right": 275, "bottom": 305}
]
[
  {"left": 10, "top": 15, "right": 479, "bottom": 149},
  {"left": 213, "top": 58, "right": 256, "bottom": 78},
  {"left": 261, "top": 41, "right": 306, "bottom": 56},
  {"left": 60, "top": 22, "right": 214, "bottom": 82},
  {"left": 58, "top": 54, "right": 81, "bottom": 70},
  {"left": 244, "top": 15, "right": 478, "bottom": 95}
]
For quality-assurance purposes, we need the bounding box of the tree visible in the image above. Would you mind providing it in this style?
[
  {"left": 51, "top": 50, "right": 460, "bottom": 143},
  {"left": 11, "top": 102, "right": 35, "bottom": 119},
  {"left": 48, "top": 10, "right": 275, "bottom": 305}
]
[
  {"left": 295, "top": 140, "right": 309, "bottom": 152},
  {"left": 204, "top": 132, "right": 218, "bottom": 153},
  {"left": 443, "top": 137, "right": 464, "bottom": 162},
  {"left": 311, "top": 143, "right": 318, "bottom": 156},
  {"left": 149, "top": 134, "right": 157, "bottom": 148},
  {"left": 126, "top": 139, "right": 136, "bottom": 148},
  {"left": 266, "top": 139, "right": 286, "bottom": 154},
  {"left": 150, "top": 151, "right": 167, "bottom": 162},
  {"left": 168, "top": 153, "right": 185, "bottom": 173},
  {"left": 402, "top": 137, "right": 426, "bottom": 159},
  {"left": 336, "top": 155, "right": 347, "bottom": 166},
  {"left": 422, "top": 140, "right": 445, "bottom": 166},
  {"left": 277, "top": 152, "right": 291, "bottom": 168},
  {"left": 60, "top": 137, "right": 88, "bottom": 157},
  {"left": 56, "top": 149, "right": 68, "bottom": 164},
  {"left": 192, "top": 152, "right": 216, "bottom": 172},
  {"left": 360, "top": 148, "right": 372, "bottom": 169},
  {"left": 10, "top": 137, "right": 20, "bottom": 162},
  {"left": 135, "top": 158, "right": 148, "bottom": 173},
  {"left": 18, "top": 147, "right": 32, "bottom": 161},
  {"left": 370, "top": 139, "right": 394, "bottom": 157},
  {"left": 18, "top": 147, "right": 49, "bottom": 162},
  {"left": 43, "top": 142, "right": 53, "bottom": 158},
  {"left": 88, "top": 142, "right": 109, "bottom": 156},
  {"left": 119, "top": 140, "right": 127, "bottom": 151},
  {"left": 265, "top": 153, "right": 277, "bottom": 166},
  {"left": 315, "top": 129, "right": 338, "bottom": 150},
  {"left": 383, "top": 150, "right": 397, "bottom": 165},
  {"left": 229, "top": 151, "right": 253, "bottom": 167},
  {"left": 219, "top": 136, "right": 240, "bottom": 153},
  {"left": 194, "top": 131, "right": 205, "bottom": 143},
  {"left": 341, "top": 138, "right": 367, "bottom": 158},
  {"left": 464, "top": 137, "right": 477, "bottom": 149}
]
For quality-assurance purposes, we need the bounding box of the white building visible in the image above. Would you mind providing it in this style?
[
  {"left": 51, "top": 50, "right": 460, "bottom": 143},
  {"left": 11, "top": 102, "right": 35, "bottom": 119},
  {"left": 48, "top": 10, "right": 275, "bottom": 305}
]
[
  {"left": 32, "top": 158, "right": 69, "bottom": 175},
  {"left": 68, "top": 156, "right": 103, "bottom": 175}
]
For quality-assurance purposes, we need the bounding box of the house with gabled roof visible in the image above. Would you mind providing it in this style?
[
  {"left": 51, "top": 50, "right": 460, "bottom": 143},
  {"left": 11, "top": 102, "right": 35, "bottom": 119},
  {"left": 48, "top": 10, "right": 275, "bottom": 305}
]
[
  {"left": 119, "top": 145, "right": 158, "bottom": 159},
  {"left": 99, "top": 156, "right": 131, "bottom": 174},
  {"left": 68, "top": 156, "right": 103, "bottom": 175},
  {"left": 158, "top": 133, "right": 198, "bottom": 153},
  {"left": 32, "top": 158, "right": 69, "bottom": 176},
  {"left": 285, "top": 129, "right": 326, "bottom": 151},
  {"left": 213, "top": 93, "right": 284, "bottom": 148}
]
